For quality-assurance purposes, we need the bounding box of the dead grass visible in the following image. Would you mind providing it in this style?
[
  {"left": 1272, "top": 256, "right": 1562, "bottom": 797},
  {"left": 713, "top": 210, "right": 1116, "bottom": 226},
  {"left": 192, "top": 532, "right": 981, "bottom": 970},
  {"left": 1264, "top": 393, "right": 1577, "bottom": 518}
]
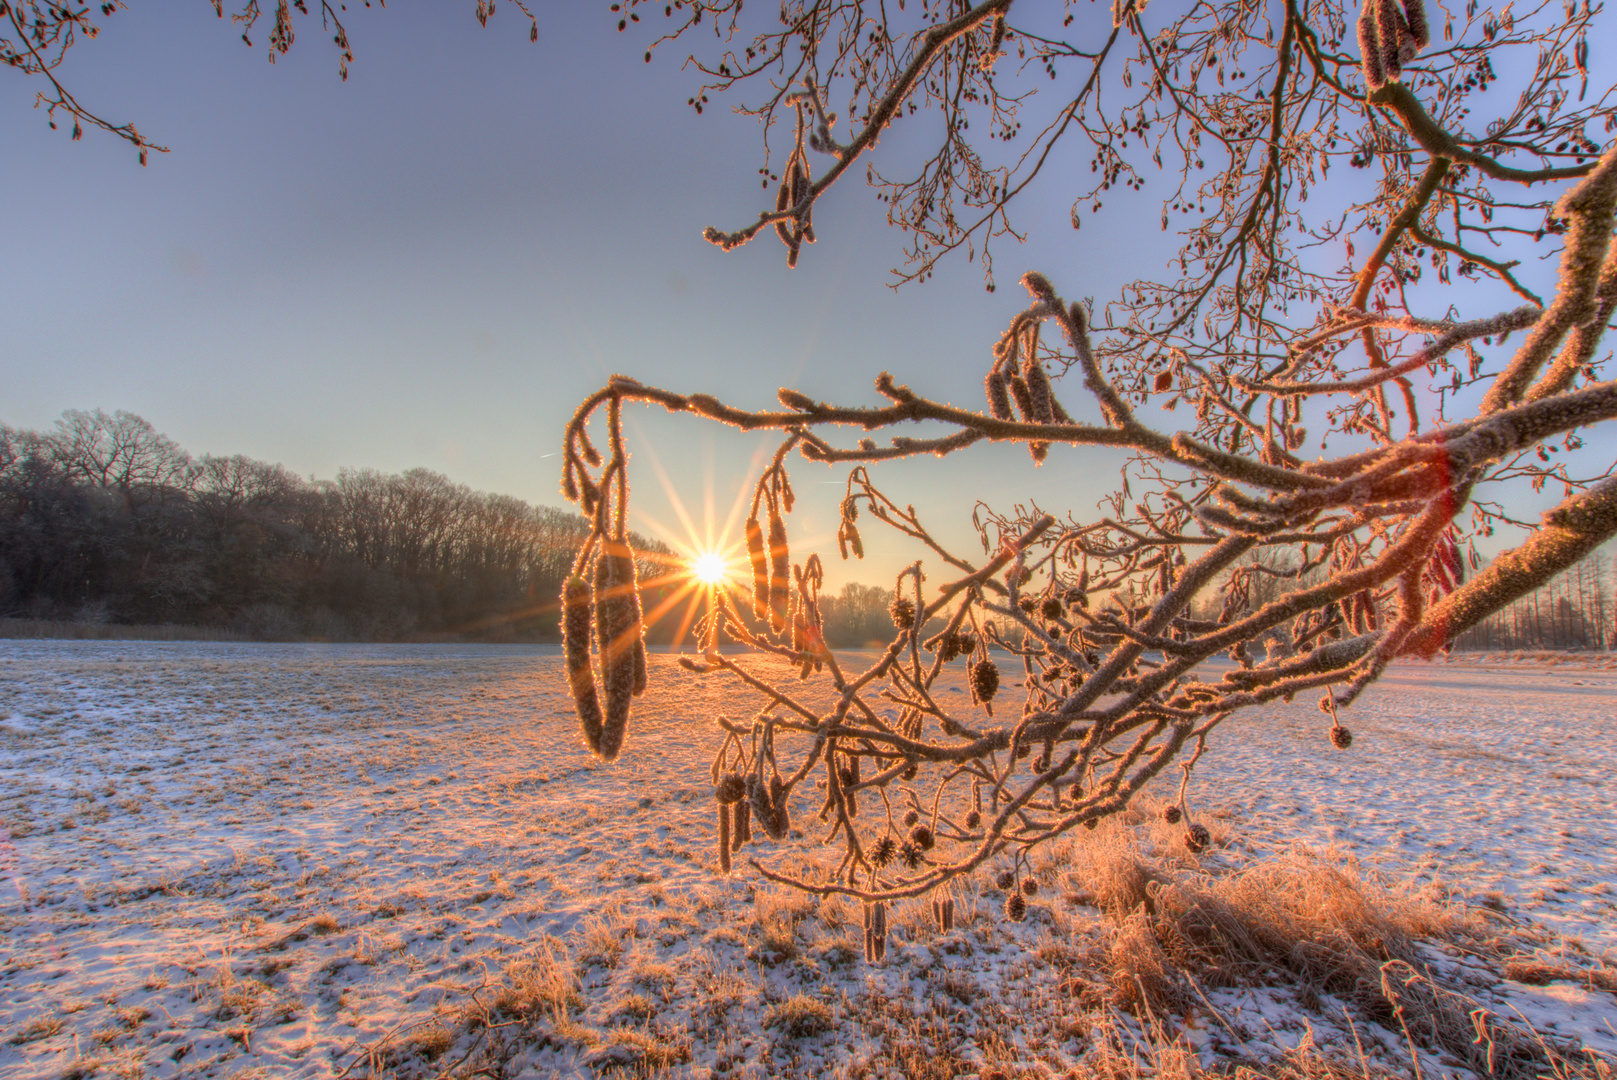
[
  {"left": 762, "top": 993, "right": 833, "bottom": 1039},
  {"left": 341, "top": 831, "right": 1612, "bottom": 1080},
  {"left": 1062, "top": 830, "right": 1597, "bottom": 1080},
  {"left": 8, "top": 1015, "right": 65, "bottom": 1045}
]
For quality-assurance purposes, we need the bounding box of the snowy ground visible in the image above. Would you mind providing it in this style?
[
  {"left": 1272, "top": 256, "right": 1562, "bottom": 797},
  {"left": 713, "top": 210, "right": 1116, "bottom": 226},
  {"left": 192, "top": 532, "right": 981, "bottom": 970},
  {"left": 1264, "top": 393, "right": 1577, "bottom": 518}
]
[{"left": 1, "top": 641, "right": 1613, "bottom": 1078}]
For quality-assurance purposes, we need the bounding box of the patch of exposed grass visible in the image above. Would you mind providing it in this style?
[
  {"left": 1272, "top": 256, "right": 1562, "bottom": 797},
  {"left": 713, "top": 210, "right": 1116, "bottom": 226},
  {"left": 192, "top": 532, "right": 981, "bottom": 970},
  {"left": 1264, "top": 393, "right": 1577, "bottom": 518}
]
[{"left": 763, "top": 994, "right": 833, "bottom": 1039}]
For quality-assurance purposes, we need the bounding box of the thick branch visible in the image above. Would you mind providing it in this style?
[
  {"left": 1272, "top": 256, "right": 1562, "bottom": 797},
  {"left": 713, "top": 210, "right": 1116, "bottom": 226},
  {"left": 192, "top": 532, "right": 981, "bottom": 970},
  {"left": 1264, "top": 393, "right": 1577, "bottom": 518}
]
[{"left": 1401, "top": 473, "right": 1617, "bottom": 656}]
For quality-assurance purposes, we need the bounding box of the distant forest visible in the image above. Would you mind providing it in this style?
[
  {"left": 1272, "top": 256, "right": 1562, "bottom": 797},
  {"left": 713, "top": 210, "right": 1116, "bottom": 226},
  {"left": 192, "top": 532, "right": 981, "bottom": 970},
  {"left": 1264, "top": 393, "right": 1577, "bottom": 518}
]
[
  {"left": 4, "top": 410, "right": 1610, "bottom": 649},
  {"left": 0, "top": 409, "right": 902, "bottom": 644}
]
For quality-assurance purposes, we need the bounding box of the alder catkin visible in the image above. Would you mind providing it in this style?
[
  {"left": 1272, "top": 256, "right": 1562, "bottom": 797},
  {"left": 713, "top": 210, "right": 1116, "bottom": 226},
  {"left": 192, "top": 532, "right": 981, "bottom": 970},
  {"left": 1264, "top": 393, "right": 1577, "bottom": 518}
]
[
  {"left": 718, "top": 801, "right": 732, "bottom": 873},
  {"left": 733, "top": 798, "right": 751, "bottom": 846},
  {"left": 562, "top": 573, "right": 605, "bottom": 753},
  {"left": 986, "top": 368, "right": 1014, "bottom": 420},
  {"left": 593, "top": 539, "right": 643, "bottom": 762},
  {"left": 1024, "top": 358, "right": 1056, "bottom": 424},
  {"left": 865, "top": 902, "right": 889, "bottom": 962},
  {"left": 775, "top": 157, "right": 797, "bottom": 248},
  {"left": 767, "top": 501, "right": 791, "bottom": 633},
  {"left": 1358, "top": 12, "right": 1387, "bottom": 89},
  {"left": 1008, "top": 374, "right": 1037, "bottom": 421},
  {"left": 845, "top": 754, "right": 860, "bottom": 818},
  {"left": 770, "top": 775, "right": 792, "bottom": 837},
  {"left": 1402, "top": 0, "right": 1428, "bottom": 47},
  {"left": 745, "top": 514, "right": 770, "bottom": 621},
  {"left": 1375, "top": 0, "right": 1403, "bottom": 78}
]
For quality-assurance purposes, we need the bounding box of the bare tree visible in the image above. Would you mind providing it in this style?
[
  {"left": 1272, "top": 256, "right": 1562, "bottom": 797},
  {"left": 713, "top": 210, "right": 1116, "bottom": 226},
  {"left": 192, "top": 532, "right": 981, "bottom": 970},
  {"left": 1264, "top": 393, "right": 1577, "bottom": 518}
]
[
  {"left": 556, "top": 0, "right": 1617, "bottom": 928},
  {"left": 51, "top": 409, "right": 194, "bottom": 510},
  {"left": 16, "top": 0, "right": 1617, "bottom": 934}
]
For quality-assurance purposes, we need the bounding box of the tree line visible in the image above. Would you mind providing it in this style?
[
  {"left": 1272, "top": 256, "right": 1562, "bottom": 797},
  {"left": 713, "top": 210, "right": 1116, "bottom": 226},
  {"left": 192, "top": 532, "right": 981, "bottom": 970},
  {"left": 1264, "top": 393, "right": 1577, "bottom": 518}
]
[
  {"left": 0, "top": 409, "right": 901, "bottom": 644},
  {"left": 1449, "top": 552, "right": 1616, "bottom": 652}
]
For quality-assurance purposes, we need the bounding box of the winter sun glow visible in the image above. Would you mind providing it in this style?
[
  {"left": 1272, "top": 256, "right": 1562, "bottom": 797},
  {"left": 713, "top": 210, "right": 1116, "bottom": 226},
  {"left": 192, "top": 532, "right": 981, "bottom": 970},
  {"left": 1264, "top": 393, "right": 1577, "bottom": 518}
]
[{"left": 691, "top": 552, "right": 727, "bottom": 585}]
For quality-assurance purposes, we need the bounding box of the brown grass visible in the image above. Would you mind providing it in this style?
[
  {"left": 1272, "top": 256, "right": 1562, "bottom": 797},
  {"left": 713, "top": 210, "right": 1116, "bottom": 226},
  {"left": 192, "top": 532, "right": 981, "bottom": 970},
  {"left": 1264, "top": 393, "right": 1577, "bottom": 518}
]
[
  {"left": 1061, "top": 832, "right": 1597, "bottom": 1080},
  {"left": 340, "top": 831, "right": 1613, "bottom": 1080}
]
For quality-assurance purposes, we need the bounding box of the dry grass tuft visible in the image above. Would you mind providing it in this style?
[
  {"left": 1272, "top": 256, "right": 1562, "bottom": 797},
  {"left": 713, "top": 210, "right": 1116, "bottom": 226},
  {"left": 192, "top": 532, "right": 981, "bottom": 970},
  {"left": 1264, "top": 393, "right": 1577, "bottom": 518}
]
[
  {"left": 1067, "top": 836, "right": 1596, "bottom": 1080},
  {"left": 480, "top": 943, "right": 581, "bottom": 1022},
  {"left": 762, "top": 993, "right": 833, "bottom": 1039},
  {"left": 405, "top": 1023, "right": 453, "bottom": 1061},
  {"left": 8, "top": 1015, "right": 65, "bottom": 1045},
  {"left": 1503, "top": 958, "right": 1617, "bottom": 992}
]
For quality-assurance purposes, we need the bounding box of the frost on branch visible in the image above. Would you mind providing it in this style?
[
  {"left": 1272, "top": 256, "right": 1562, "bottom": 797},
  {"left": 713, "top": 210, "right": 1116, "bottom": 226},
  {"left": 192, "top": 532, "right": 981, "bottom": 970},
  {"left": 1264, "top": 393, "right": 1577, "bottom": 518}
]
[{"left": 558, "top": 0, "right": 1617, "bottom": 924}]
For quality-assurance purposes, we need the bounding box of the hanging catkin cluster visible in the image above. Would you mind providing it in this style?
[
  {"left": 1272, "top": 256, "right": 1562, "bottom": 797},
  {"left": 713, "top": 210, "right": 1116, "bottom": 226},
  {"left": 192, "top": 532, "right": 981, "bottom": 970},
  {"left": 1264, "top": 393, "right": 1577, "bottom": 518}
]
[
  {"left": 559, "top": 392, "right": 648, "bottom": 762},
  {"left": 774, "top": 104, "right": 817, "bottom": 267},
  {"left": 985, "top": 275, "right": 1073, "bottom": 463},
  {"left": 745, "top": 458, "right": 796, "bottom": 634},
  {"left": 1357, "top": 0, "right": 1429, "bottom": 90}
]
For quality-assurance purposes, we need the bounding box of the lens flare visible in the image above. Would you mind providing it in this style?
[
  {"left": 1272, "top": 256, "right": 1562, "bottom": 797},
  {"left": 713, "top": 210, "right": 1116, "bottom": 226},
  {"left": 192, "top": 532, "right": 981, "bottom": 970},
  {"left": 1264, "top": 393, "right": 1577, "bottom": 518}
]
[{"left": 692, "top": 552, "right": 728, "bottom": 585}]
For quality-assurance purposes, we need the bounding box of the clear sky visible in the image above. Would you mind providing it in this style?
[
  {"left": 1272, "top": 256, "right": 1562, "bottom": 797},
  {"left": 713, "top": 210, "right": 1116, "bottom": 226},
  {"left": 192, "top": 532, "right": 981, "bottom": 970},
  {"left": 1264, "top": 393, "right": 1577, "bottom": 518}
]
[{"left": 3, "top": 3, "right": 1609, "bottom": 593}]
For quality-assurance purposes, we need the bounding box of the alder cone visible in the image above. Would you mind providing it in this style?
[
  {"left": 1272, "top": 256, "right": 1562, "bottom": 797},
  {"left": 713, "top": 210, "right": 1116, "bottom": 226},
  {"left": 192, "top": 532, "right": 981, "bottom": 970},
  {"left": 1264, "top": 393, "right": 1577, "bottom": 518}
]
[
  {"left": 745, "top": 515, "right": 770, "bottom": 621},
  {"left": 971, "top": 659, "right": 1001, "bottom": 703},
  {"left": 748, "top": 774, "right": 792, "bottom": 840},
  {"left": 716, "top": 772, "right": 746, "bottom": 804},
  {"left": 561, "top": 574, "right": 604, "bottom": 753},
  {"left": 593, "top": 540, "right": 644, "bottom": 762}
]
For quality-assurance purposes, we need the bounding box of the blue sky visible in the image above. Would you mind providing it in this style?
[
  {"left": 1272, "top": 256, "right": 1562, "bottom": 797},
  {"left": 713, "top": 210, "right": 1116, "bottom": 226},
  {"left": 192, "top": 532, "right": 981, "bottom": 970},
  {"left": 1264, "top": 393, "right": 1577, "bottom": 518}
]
[
  {"left": 4, "top": 2, "right": 1609, "bottom": 591},
  {"left": 2, "top": 3, "right": 1165, "bottom": 591}
]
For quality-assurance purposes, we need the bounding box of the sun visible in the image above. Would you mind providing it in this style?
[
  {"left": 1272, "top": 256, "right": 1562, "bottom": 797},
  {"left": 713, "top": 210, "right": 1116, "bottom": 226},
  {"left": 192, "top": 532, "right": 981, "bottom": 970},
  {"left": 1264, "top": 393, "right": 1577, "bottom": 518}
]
[{"left": 691, "top": 551, "right": 728, "bottom": 585}]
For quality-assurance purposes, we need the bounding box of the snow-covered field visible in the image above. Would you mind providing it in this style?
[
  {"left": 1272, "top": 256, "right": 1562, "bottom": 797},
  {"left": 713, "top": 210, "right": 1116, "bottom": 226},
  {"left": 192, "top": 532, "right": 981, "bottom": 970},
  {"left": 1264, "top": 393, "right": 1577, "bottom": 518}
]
[{"left": 1, "top": 641, "right": 1613, "bottom": 1078}]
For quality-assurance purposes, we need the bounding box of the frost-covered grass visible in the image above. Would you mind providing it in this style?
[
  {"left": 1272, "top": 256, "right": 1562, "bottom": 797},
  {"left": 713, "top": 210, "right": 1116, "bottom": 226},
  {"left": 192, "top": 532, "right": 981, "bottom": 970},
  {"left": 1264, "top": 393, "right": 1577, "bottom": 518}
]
[{"left": 0, "top": 642, "right": 1613, "bottom": 1078}]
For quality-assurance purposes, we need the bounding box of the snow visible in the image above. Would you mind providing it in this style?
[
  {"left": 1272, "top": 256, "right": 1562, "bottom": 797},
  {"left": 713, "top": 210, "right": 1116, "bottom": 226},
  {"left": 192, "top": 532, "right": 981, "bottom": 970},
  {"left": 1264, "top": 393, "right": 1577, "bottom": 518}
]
[{"left": 0, "top": 641, "right": 1613, "bottom": 1078}]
